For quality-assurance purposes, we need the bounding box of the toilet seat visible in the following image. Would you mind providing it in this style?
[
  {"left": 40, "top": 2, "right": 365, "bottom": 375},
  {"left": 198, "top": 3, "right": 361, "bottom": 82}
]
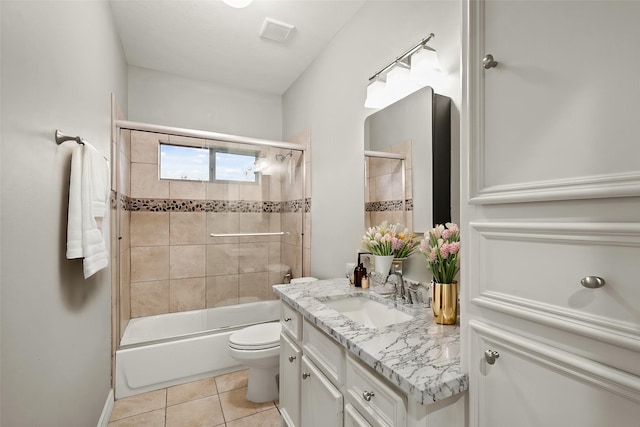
[{"left": 229, "top": 322, "right": 281, "bottom": 351}]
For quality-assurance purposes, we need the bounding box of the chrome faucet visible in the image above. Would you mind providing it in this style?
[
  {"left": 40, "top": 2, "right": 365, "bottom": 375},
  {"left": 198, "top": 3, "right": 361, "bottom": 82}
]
[{"left": 391, "top": 259, "right": 411, "bottom": 303}]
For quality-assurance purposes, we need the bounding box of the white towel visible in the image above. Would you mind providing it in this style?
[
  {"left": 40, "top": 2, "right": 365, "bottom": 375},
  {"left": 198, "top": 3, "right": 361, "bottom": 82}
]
[
  {"left": 66, "top": 145, "right": 84, "bottom": 259},
  {"left": 66, "top": 144, "right": 110, "bottom": 278}
]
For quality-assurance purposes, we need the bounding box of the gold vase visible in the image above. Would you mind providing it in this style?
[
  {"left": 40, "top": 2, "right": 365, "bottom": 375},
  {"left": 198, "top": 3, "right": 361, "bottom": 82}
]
[{"left": 432, "top": 281, "right": 458, "bottom": 325}]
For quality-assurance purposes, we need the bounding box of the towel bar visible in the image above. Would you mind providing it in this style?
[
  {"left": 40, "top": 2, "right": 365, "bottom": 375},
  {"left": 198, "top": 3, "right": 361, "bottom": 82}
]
[{"left": 210, "top": 232, "right": 290, "bottom": 237}]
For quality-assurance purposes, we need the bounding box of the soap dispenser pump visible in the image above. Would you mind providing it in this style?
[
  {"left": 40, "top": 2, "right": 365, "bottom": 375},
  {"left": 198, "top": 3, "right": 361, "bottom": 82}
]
[{"left": 353, "top": 253, "right": 367, "bottom": 288}]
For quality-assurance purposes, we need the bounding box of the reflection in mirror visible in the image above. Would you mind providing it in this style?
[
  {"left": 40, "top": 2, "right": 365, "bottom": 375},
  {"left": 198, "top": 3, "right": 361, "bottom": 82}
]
[
  {"left": 364, "top": 86, "right": 451, "bottom": 233},
  {"left": 365, "top": 150, "right": 408, "bottom": 229}
]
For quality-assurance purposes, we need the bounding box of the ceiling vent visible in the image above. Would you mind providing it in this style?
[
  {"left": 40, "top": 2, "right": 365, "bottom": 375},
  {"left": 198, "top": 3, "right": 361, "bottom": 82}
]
[{"left": 259, "top": 17, "right": 295, "bottom": 43}]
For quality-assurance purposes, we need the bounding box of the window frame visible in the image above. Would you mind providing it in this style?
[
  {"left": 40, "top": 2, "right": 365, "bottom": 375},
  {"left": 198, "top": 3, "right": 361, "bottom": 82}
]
[{"left": 158, "top": 142, "right": 260, "bottom": 185}]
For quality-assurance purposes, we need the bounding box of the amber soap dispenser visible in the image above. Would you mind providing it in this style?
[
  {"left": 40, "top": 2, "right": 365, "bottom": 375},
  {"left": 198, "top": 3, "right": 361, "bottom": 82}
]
[{"left": 353, "top": 252, "right": 367, "bottom": 288}]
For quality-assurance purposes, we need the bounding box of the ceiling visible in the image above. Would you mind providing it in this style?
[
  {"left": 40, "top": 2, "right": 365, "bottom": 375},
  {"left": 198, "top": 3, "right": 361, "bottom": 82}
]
[{"left": 109, "top": 0, "right": 367, "bottom": 95}]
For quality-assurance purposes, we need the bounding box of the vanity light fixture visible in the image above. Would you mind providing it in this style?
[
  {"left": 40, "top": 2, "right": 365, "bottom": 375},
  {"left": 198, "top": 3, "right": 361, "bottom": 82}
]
[
  {"left": 222, "top": 0, "right": 253, "bottom": 8},
  {"left": 365, "top": 33, "right": 440, "bottom": 109}
]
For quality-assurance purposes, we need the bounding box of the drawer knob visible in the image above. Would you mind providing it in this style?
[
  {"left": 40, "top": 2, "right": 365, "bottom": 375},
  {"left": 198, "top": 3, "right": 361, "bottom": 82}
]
[
  {"left": 485, "top": 349, "right": 500, "bottom": 365},
  {"left": 483, "top": 54, "right": 498, "bottom": 69},
  {"left": 288, "top": 355, "right": 296, "bottom": 363},
  {"left": 581, "top": 276, "right": 606, "bottom": 289},
  {"left": 302, "top": 372, "right": 311, "bottom": 380},
  {"left": 362, "top": 391, "right": 375, "bottom": 401},
  {"left": 284, "top": 317, "right": 292, "bottom": 322}
]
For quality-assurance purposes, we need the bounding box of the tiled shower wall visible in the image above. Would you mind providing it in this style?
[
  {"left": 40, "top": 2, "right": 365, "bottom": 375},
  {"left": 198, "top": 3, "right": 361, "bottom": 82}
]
[
  {"left": 365, "top": 140, "right": 413, "bottom": 230},
  {"left": 117, "top": 130, "right": 308, "bottom": 323}
]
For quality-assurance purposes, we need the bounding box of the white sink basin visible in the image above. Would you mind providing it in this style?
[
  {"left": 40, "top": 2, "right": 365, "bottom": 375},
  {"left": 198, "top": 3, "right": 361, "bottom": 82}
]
[{"left": 324, "top": 296, "right": 413, "bottom": 329}]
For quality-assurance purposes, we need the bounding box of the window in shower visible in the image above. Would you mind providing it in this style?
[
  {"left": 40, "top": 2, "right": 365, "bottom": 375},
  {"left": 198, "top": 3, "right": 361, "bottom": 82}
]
[
  {"left": 212, "top": 150, "right": 258, "bottom": 183},
  {"left": 159, "top": 143, "right": 209, "bottom": 181},
  {"left": 159, "top": 143, "right": 259, "bottom": 183}
]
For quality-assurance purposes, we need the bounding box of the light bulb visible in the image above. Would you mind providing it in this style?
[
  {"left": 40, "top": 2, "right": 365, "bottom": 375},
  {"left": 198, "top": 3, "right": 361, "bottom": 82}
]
[{"left": 365, "top": 78, "right": 389, "bottom": 109}]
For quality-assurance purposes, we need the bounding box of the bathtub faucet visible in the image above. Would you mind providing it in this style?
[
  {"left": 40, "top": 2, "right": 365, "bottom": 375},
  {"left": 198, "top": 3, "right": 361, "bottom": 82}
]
[{"left": 283, "top": 270, "right": 291, "bottom": 284}]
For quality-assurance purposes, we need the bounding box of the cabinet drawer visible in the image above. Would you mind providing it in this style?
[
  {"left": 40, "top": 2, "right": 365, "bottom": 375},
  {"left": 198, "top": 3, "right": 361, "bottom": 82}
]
[
  {"left": 346, "top": 355, "right": 406, "bottom": 427},
  {"left": 303, "top": 319, "right": 345, "bottom": 386},
  {"left": 345, "top": 404, "right": 372, "bottom": 427},
  {"left": 281, "top": 302, "right": 302, "bottom": 341},
  {"left": 471, "top": 222, "right": 640, "bottom": 337}
]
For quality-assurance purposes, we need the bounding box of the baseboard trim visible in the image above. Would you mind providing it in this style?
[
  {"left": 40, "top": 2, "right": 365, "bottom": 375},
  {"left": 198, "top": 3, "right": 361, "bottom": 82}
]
[{"left": 97, "top": 388, "right": 114, "bottom": 427}]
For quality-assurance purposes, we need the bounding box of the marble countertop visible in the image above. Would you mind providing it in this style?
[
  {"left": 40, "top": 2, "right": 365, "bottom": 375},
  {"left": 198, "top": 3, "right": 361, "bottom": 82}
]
[{"left": 273, "top": 278, "right": 468, "bottom": 405}]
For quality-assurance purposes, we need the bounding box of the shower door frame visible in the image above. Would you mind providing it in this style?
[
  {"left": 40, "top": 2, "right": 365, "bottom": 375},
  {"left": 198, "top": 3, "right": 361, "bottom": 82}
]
[{"left": 113, "top": 119, "right": 307, "bottom": 350}]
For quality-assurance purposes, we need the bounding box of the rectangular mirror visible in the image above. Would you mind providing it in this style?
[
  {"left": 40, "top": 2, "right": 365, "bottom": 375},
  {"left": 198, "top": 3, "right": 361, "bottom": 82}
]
[{"left": 364, "top": 86, "right": 451, "bottom": 233}]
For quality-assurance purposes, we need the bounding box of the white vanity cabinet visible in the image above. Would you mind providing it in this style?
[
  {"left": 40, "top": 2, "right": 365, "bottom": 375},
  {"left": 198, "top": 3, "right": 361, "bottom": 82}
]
[
  {"left": 279, "top": 301, "right": 464, "bottom": 427},
  {"left": 280, "top": 301, "right": 344, "bottom": 427}
]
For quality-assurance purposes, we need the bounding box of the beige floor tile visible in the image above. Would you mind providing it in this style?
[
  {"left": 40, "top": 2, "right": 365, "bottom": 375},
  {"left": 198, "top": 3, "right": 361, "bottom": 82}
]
[
  {"left": 225, "top": 407, "right": 281, "bottom": 427},
  {"left": 110, "top": 389, "right": 166, "bottom": 421},
  {"left": 167, "top": 376, "right": 218, "bottom": 407},
  {"left": 165, "top": 395, "right": 225, "bottom": 427},
  {"left": 214, "top": 370, "right": 248, "bottom": 393},
  {"left": 219, "top": 387, "right": 275, "bottom": 422},
  {"left": 108, "top": 408, "right": 165, "bottom": 427}
]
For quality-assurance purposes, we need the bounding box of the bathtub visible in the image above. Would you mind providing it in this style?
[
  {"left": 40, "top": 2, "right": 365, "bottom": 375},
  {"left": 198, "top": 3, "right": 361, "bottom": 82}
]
[{"left": 115, "top": 300, "right": 280, "bottom": 399}]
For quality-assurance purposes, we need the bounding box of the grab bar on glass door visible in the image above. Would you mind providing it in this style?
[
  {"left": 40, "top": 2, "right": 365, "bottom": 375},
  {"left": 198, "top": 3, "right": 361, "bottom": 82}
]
[{"left": 209, "top": 231, "right": 290, "bottom": 237}]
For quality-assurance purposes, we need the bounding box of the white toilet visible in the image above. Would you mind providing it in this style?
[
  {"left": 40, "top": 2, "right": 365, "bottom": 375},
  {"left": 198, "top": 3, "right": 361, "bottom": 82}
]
[
  {"left": 228, "top": 322, "right": 282, "bottom": 403},
  {"left": 228, "top": 277, "right": 317, "bottom": 402}
]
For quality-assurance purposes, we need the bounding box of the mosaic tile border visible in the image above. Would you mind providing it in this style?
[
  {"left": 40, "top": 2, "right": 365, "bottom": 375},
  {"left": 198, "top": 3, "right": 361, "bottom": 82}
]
[
  {"left": 117, "top": 194, "right": 309, "bottom": 213},
  {"left": 365, "top": 199, "right": 413, "bottom": 212}
]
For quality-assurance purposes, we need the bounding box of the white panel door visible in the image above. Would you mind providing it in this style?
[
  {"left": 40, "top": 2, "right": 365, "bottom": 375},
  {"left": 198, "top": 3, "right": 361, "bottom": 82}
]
[
  {"left": 301, "top": 355, "right": 343, "bottom": 427},
  {"left": 463, "top": 0, "right": 640, "bottom": 425},
  {"left": 467, "top": 0, "right": 640, "bottom": 204}
]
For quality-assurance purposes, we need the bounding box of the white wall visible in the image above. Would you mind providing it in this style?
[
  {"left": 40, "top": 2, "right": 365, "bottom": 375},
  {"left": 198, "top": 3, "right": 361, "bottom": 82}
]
[
  {"left": 128, "top": 66, "right": 283, "bottom": 140},
  {"left": 1, "top": 1, "right": 127, "bottom": 425},
  {"left": 283, "top": 0, "right": 461, "bottom": 280}
]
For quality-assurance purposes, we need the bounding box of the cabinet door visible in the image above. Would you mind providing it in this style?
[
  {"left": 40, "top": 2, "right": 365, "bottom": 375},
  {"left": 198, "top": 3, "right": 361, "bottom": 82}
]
[
  {"left": 301, "top": 356, "right": 343, "bottom": 427},
  {"left": 280, "top": 333, "right": 302, "bottom": 427},
  {"left": 470, "top": 321, "right": 640, "bottom": 427},
  {"left": 468, "top": 0, "right": 640, "bottom": 204}
]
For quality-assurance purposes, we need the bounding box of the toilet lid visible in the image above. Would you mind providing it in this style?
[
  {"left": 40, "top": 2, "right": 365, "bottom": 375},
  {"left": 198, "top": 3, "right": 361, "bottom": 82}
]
[{"left": 229, "top": 322, "right": 281, "bottom": 350}]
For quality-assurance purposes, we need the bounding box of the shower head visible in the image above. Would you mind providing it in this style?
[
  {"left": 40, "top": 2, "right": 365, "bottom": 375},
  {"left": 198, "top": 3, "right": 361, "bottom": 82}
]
[{"left": 275, "top": 151, "right": 293, "bottom": 162}]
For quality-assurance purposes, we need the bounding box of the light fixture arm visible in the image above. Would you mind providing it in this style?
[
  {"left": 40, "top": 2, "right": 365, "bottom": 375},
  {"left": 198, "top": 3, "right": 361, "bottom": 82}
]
[{"left": 368, "top": 33, "right": 435, "bottom": 81}]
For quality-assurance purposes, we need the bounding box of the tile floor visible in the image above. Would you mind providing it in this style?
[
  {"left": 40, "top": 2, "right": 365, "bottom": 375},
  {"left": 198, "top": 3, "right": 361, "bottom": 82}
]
[{"left": 108, "top": 370, "right": 281, "bottom": 427}]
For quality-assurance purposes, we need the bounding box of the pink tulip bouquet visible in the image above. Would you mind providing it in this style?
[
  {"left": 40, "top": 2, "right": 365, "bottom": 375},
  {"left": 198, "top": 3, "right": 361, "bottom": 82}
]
[{"left": 419, "top": 222, "right": 460, "bottom": 284}]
